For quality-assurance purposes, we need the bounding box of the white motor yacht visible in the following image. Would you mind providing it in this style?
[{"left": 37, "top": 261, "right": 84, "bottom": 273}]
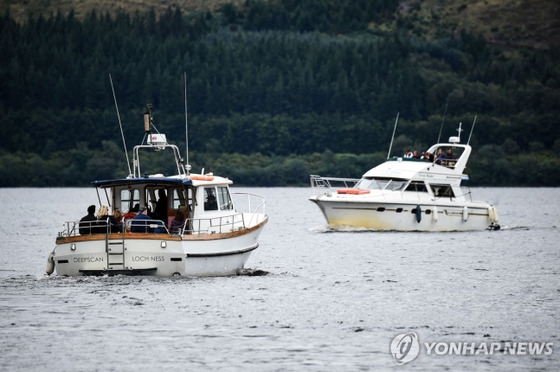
[{"left": 310, "top": 124, "right": 499, "bottom": 231}]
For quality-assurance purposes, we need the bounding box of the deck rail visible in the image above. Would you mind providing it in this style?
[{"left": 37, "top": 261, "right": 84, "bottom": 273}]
[
  {"left": 310, "top": 175, "right": 360, "bottom": 195},
  {"left": 58, "top": 193, "right": 267, "bottom": 237}
]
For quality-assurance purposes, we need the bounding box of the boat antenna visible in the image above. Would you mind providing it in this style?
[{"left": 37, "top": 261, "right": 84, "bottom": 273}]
[
  {"left": 437, "top": 100, "right": 448, "bottom": 143},
  {"left": 109, "top": 73, "right": 132, "bottom": 176},
  {"left": 184, "top": 72, "right": 190, "bottom": 174},
  {"left": 467, "top": 115, "right": 477, "bottom": 145},
  {"left": 387, "top": 112, "right": 399, "bottom": 159}
]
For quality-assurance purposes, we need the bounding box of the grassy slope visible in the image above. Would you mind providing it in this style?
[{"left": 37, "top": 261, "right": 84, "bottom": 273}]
[
  {"left": 0, "top": 0, "right": 245, "bottom": 21},
  {"left": 397, "top": 0, "right": 560, "bottom": 49}
]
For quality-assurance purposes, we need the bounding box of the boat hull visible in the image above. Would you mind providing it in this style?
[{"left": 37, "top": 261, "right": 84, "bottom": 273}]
[
  {"left": 310, "top": 196, "right": 497, "bottom": 231},
  {"left": 51, "top": 219, "right": 266, "bottom": 277}
]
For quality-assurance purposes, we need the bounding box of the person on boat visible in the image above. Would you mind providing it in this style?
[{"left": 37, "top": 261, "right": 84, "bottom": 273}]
[
  {"left": 446, "top": 148, "right": 454, "bottom": 160},
  {"left": 154, "top": 189, "right": 168, "bottom": 226},
  {"left": 169, "top": 210, "right": 186, "bottom": 235},
  {"left": 445, "top": 148, "right": 455, "bottom": 167},
  {"left": 93, "top": 205, "right": 122, "bottom": 233},
  {"left": 122, "top": 203, "right": 139, "bottom": 220},
  {"left": 422, "top": 151, "right": 434, "bottom": 162},
  {"left": 435, "top": 149, "right": 446, "bottom": 165},
  {"left": 204, "top": 189, "right": 218, "bottom": 210},
  {"left": 131, "top": 206, "right": 151, "bottom": 233},
  {"left": 79, "top": 205, "right": 97, "bottom": 235},
  {"left": 413, "top": 151, "right": 421, "bottom": 159},
  {"left": 111, "top": 210, "right": 124, "bottom": 233},
  {"left": 403, "top": 149, "right": 413, "bottom": 158},
  {"left": 131, "top": 206, "right": 165, "bottom": 233}
]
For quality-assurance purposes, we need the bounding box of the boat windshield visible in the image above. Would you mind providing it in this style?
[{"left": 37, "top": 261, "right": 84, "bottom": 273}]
[{"left": 356, "top": 178, "right": 407, "bottom": 191}]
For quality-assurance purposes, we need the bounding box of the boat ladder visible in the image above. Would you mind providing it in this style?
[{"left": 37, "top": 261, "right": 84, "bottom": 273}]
[{"left": 106, "top": 236, "right": 125, "bottom": 270}]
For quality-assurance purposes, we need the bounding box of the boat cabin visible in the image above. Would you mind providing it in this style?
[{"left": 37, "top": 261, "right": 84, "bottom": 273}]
[{"left": 92, "top": 175, "right": 237, "bottom": 235}]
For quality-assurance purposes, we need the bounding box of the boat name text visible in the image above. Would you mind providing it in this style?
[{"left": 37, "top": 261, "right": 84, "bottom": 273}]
[
  {"left": 131, "top": 256, "right": 165, "bottom": 262},
  {"left": 73, "top": 257, "right": 104, "bottom": 263}
]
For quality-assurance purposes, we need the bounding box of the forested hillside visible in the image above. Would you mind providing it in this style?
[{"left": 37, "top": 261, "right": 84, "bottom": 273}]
[{"left": 1, "top": 0, "right": 559, "bottom": 186}]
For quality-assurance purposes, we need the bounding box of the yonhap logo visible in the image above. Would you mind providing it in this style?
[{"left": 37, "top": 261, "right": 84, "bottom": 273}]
[
  {"left": 390, "top": 332, "right": 420, "bottom": 365},
  {"left": 390, "top": 332, "right": 553, "bottom": 366}
]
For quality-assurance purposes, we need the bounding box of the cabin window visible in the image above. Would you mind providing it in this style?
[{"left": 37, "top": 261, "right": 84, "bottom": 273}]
[
  {"left": 171, "top": 188, "right": 185, "bottom": 209},
  {"left": 217, "top": 187, "right": 233, "bottom": 210},
  {"left": 430, "top": 185, "right": 455, "bottom": 198},
  {"left": 120, "top": 189, "right": 140, "bottom": 213},
  {"left": 204, "top": 187, "right": 218, "bottom": 210},
  {"left": 405, "top": 181, "right": 427, "bottom": 192}
]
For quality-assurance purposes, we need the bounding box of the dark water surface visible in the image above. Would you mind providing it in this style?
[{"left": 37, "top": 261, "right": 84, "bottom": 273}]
[{"left": 0, "top": 187, "right": 558, "bottom": 371}]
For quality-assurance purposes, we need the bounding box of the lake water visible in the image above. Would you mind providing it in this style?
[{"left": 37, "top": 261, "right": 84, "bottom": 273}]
[{"left": 0, "top": 187, "right": 558, "bottom": 371}]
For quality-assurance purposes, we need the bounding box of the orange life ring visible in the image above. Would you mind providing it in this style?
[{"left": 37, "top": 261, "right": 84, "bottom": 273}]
[
  {"left": 337, "top": 188, "right": 370, "bottom": 195},
  {"left": 189, "top": 175, "right": 214, "bottom": 181}
]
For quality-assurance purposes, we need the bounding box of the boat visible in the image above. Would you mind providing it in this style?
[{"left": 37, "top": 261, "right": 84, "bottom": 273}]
[
  {"left": 309, "top": 123, "right": 499, "bottom": 231},
  {"left": 47, "top": 105, "right": 268, "bottom": 276}
]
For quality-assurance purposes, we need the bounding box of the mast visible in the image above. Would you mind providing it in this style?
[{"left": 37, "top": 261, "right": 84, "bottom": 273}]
[
  {"left": 109, "top": 73, "right": 132, "bottom": 177},
  {"left": 387, "top": 112, "right": 399, "bottom": 159},
  {"left": 467, "top": 115, "right": 477, "bottom": 145},
  {"left": 184, "top": 72, "right": 190, "bottom": 174},
  {"left": 437, "top": 100, "right": 448, "bottom": 143}
]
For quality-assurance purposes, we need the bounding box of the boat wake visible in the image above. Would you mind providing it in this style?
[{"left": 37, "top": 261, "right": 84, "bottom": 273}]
[{"left": 239, "top": 268, "right": 270, "bottom": 276}]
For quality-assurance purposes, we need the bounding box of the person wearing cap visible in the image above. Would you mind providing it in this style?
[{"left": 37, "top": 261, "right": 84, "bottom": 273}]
[
  {"left": 130, "top": 206, "right": 166, "bottom": 233},
  {"left": 130, "top": 206, "right": 151, "bottom": 233}
]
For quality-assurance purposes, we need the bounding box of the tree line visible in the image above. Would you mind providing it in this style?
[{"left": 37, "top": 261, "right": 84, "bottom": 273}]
[{"left": 0, "top": 0, "right": 559, "bottom": 186}]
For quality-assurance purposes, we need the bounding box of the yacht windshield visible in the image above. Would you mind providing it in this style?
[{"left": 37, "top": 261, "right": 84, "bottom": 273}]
[
  {"left": 356, "top": 178, "right": 407, "bottom": 191},
  {"left": 355, "top": 178, "right": 376, "bottom": 189}
]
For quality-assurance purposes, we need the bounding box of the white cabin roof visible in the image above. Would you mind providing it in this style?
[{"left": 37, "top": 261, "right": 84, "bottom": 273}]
[{"left": 362, "top": 143, "right": 471, "bottom": 184}]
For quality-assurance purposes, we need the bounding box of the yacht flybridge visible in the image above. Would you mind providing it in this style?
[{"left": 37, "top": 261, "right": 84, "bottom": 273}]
[
  {"left": 310, "top": 123, "right": 499, "bottom": 231},
  {"left": 47, "top": 105, "right": 267, "bottom": 276}
]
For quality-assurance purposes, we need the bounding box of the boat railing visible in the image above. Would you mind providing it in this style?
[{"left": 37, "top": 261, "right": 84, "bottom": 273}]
[
  {"left": 59, "top": 194, "right": 266, "bottom": 237},
  {"left": 310, "top": 175, "right": 360, "bottom": 195},
  {"left": 59, "top": 218, "right": 169, "bottom": 237},
  {"left": 184, "top": 213, "right": 247, "bottom": 235},
  {"left": 231, "top": 192, "right": 267, "bottom": 227}
]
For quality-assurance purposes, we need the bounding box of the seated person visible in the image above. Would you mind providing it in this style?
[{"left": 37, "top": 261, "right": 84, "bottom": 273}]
[
  {"left": 422, "top": 151, "right": 434, "bottom": 162},
  {"left": 130, "top": 206, "right": 165, "bottom": 233},
  {"left": 169, "top": 210, "right": 186, "bottom": 235},
  {"left": 435, "top": 149, "right": 446, "bottom": 165},
  {"left": 113, "top": 210, "right": 123, "bottom": 231},
  {"left": 130, "top": 206, "right": 151, "bottom": 233},
  {"left": 79, "top": 205, "right": 97, "bottom": 235},
  {"left": 93, "top": 206, "right": 123, "bottom": 233},
  {"left": 446, "top": 148, "right": 454, "bottom": 159},
  {"left": 446, "top": 148, "right": 456, "bottom": 167},
  {"left": 122, "top": 204, "right": 139, "bottom": 219}
]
